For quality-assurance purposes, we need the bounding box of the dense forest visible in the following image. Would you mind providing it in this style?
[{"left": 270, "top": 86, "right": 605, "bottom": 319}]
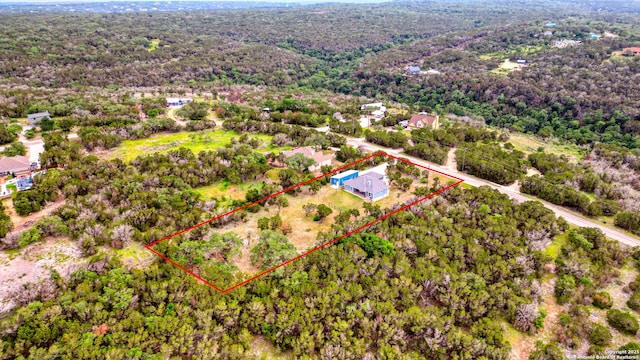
[
  {"left": 1, "top": 0, "right": 640, "bottom": 359},
  {"left": 0, "top": 0, "right": 639, "bottom": 149}
]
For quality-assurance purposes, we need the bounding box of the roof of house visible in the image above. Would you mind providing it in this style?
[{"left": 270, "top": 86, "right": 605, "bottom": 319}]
[
  {"left": 343, "top": 173, "right": 388, "bottom": 194},
  {"left": 0, "top": 156, "right": 30, "bottom": 173},
  {"left": 331, "top": 169, "right": 358, "bottom": 179},
  {"left": 166, "top": 97, "right": 192, "bottom": 103},
  {"left": 624, "top": 47, "right": 640, "bottom": 53},
  {"left": 408, "top": 114, "right": 437, "bottom": 126},
  {"left": 284, "top": 146, "right": 332, "bottom": 164},
  {"left": 27, "top": 111, "right": 49, "bottom": 120},
  {"left": 407, "top": 66, "right": 421, "bottom": 72}
]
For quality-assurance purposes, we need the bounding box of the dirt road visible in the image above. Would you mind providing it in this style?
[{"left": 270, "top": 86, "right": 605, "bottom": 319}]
[{"left": 347, "top": 137, "right": 640, "bottom": 247}]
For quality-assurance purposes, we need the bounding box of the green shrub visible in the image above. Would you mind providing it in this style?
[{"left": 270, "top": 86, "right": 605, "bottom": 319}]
[
  {"left": 607, "top": 309, "right": 639, "bottom": 335},
  {"left": 587, "top": 345, "right": 606, "bottom": 356},
  {"left": 588, "top": 323, "right": 612, "bottom": 346},
  {"left": 18, "top": 228, "right": 42, "bottom": 248},
  {"left": 619, "top": 342, "right": 640, "bottom": 352},
  {"left": 555, "top": 274, "right": 576, "bottom": 305},
  {"left": 628, "top": 292, "right": 640, "bottom": 311},
  {"left": 592, "top": 291, "right": 613, "bottom": 309},
  {"left": 529, "top": 341, "right": 565, "bottom": 360}
]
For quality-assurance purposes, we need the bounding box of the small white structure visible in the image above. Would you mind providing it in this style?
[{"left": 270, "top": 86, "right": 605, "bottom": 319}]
[
  {"left": 371, "top": 110, "right": 385, "bottom": 119},
  {"left": 360, "top": 103, "right": 386, "bottom": 121},
  {"left": 27, "top": 111, "right": 50, "bottom": 126},
  {"left": 166, "top": 98, "right": 193, "bottom": 107},
  {"left": 360, "top": 102, "right": 384, "bottom": 111}
]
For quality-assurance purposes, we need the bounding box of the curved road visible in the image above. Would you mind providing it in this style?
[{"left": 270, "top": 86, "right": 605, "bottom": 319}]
[{"left": 347, "top": 137, "right": 640, "bottom": 247}]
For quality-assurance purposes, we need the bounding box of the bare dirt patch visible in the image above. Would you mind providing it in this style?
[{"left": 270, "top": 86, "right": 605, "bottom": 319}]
[
  {"left": 3, "top": 198, "right": 65, "bottom": 231},
  {"left": 509, "top": 278, "right": 563, "bottom": 360},
  {"left": 446, "top": 147, "right": 457, "bottom": 170},
  {"left": 0, "top": 237, "right": 84, "bottom": 313}
]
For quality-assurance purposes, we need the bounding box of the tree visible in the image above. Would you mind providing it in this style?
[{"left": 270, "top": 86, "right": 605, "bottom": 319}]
[
  {"left": 303, "top": 133, "right": 330, "bottom": 150},
  {"left": 2, "top": 142, "right": 26, "bottom": 157},
  {"left": 0, "top": 202, "right": 13, "bottom": 238},
  {"left": 592, "top": 291, "right": 613, "bottom": 309},
  {"left": 278, "top": 168, "right": 301, "bottom": 191},
  {"left": 174, "top": 240, "right": 212, "bottom": 267},
  {"left": 303, "top": 203, "right": 317, "bottom": 216},
  {"left": 0, "top": 123, "right": 17, "bottom": 145},
  {"left": 39, "top": 117, "right": 54, "bottom": 131},
  {"left": 18, "top": 228, "right": 42, "bottom": 248},
  {"left": 607, "top": 309, "right": 639, "bottom": 335},
  {"left": 285, "top": 153, "right": 316, "bottom": 172},
  {"left": 514, "top": 302, "right": 539, "bottom": 333},
  {"left": 588, "top": 323, "right": 612, "bottom": 346},
  {"left": 529, "top": 341, "right": 565, "bottom": 360},
  {"left": 210, "top": 232, "right": 243, "bottom": 261},
  {"left": 615, "top": 211, "right": 640, "bottom": 235},
  {"left": 348, "top": 233, "right": 395, "bottom": 257},
  {"left": 314, "top": 204, "right": 333, "bottom": 221},
  {"left": 397, "top": 177, "right": 413, "bottom": 191},
  {"left": 555, "top": 275, "right": 576, "bottom": 305},
  {"left": 250, "top": 230, "right": 297, "bottom": 270}
]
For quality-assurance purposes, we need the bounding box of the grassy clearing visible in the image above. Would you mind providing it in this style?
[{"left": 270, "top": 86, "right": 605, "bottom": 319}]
[
  {"left": 147, "top": 39, "right": 160, "bottom": 52},
  {"left": 505, "top": 132, "right": 587, "bottom": 161},
  {"left": 490, "top": 59, "right": 523, "bottom": 75},
  {"left": 192, "top": 180, "right": 263, "bottom": 202},
  {"left": 481, "top": 45, "right": 545, "bottom": 60},
  {"left": 545, "top": 231, "right": 569, "bottom": 260},
  {"left": 110, "top": 129, "right": 287, "bottom": 162},
  {"left": 264, "top": 169, "right": 281, "bottom": 181}
]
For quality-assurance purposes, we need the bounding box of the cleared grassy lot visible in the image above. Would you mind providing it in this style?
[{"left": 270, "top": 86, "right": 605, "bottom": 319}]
[{"left": 110, "top": 129, "right": 288, "bottom": 162}]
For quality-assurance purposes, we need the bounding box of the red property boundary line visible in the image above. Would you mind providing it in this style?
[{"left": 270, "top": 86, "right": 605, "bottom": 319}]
[{"left": 146, "top": 151, "right": 464, "bottom": 293}]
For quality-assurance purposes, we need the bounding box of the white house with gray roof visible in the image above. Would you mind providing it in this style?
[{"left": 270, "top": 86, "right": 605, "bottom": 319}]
[
  {"left": 27, "top": 111, "right": 50, "bottom": 126},
  {"left": 343, "top": 172, "right": 389, "bottom": 201}
]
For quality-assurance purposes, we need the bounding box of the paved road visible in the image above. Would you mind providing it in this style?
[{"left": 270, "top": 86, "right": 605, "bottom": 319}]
[{"left": 347, "top": 137, "right": 640, "bottom": 247}]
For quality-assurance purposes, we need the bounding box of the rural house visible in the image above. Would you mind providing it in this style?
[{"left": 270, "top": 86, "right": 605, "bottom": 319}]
[
  {"left": 343, "top": 172, "right": 389, "bottom": 201},
  {"left": 27, "top": 111, "right": 50, "bottom": 126},
  {"left": 623, "top": 47, "right": 640, "bottom": 56},
  {"left": 0, "top": 156, "right": 32, "bottom": 177},
  {"left": 405, "top": 65, "right": 421, "bottom": 75},
  {"left": 283, "top": 146, "right": 333, "bottom": 171},
  {"left": 408, "top": 113, "right": 439, "bottom": 130}
]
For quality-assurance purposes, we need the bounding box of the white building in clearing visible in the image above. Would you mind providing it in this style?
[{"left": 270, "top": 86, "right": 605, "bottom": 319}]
[
  {"left": 360, "top": 103, "right": 387, "bottom": 124},
  {"left": 360, "top": 102, "right": 387, "bottom": 112},
  {"left": 166, "top": 98, "right": 193, "bottom": 107}
]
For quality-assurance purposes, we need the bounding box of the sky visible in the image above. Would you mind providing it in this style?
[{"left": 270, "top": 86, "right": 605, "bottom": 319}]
[{"left": 0, "top": 0, "right": 349, "bottom": 2}]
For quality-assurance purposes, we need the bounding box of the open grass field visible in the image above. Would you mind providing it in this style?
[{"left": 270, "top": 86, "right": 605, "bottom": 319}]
[
  {"left": 192, "top": 180, "right": 263, "bottom": 203},
  {"left": 505, "top": 132, "right": 587, "bottom": 161},
  {"left": 490, "top": 59, "right": 524, "bottom": 75},
  {"left": 110, "top": 129, "right": 289, "bottom": 162},
  {"left": 544, "top": 230, "right": 570, "bottom": 260},
  {"left": 147, "top": 39, "right": 160, "bottom": 52},
  {"left": 480, "top": 45, "right": 545, "bottom": 60}
]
